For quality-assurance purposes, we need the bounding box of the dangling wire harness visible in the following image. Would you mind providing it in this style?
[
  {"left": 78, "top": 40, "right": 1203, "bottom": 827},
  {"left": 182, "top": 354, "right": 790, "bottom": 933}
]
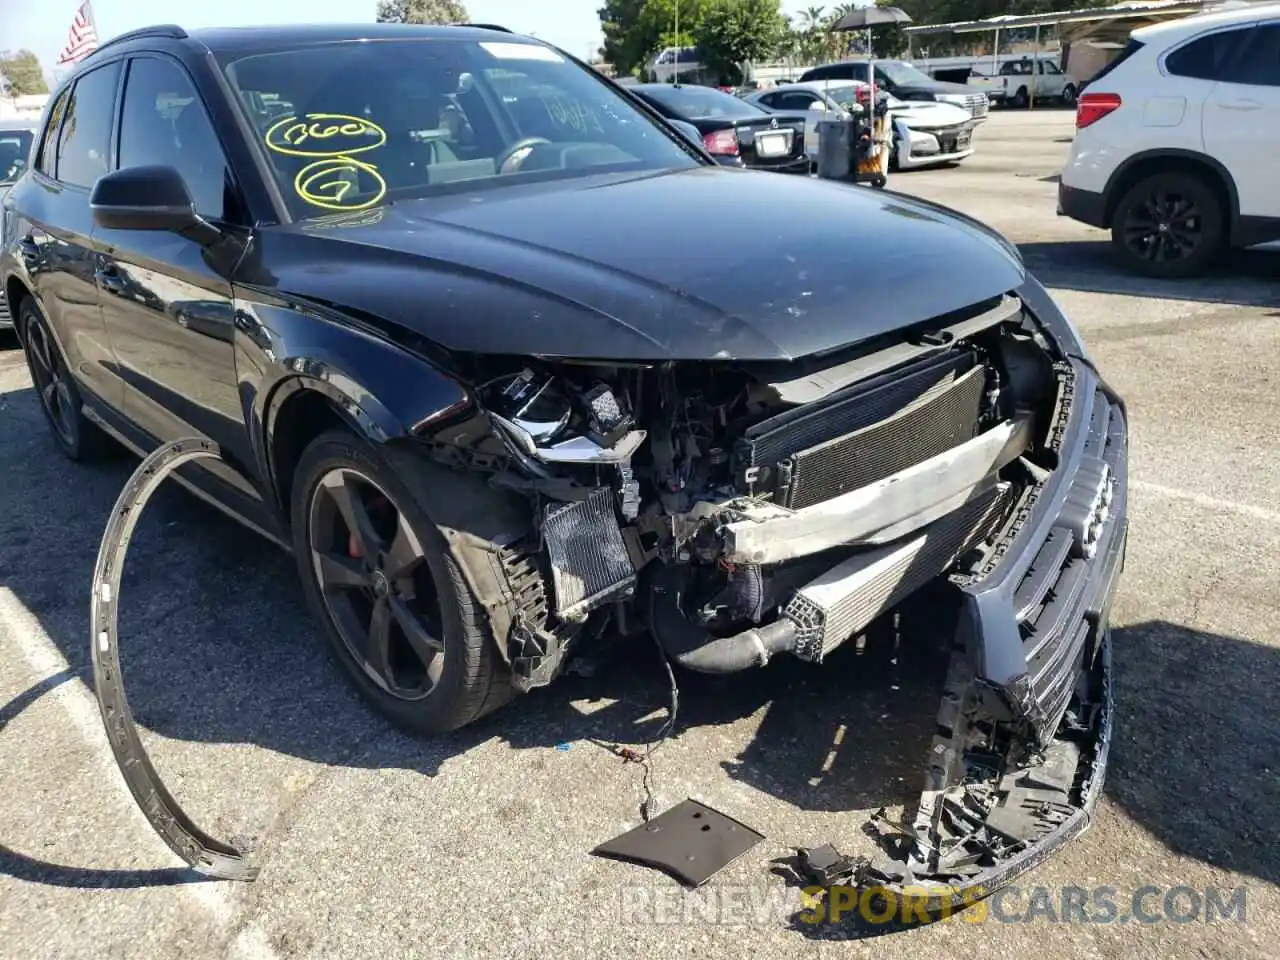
[{"left": 90, "top": 438, "right": 259, "bottom": 881}]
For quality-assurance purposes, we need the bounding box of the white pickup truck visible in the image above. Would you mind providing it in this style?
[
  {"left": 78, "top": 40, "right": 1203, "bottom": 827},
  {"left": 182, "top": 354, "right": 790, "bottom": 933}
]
[{"left": 966, "top": 58, "right": 1077, "bottom": 108}]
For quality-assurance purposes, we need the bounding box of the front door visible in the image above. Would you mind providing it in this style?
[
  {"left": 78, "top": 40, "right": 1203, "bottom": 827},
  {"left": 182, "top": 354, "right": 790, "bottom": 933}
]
[{"left": 94, "top": 53, "right": 274, "bottom": 529}]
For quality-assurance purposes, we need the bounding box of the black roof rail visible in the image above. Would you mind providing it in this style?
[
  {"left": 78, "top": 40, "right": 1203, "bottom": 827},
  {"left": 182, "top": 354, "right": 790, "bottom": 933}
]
[
  {"left": 91, "top": 24, "right": 188, "bottom": 56},
  {"left": 467, "top": 23, "right": 513, "bottom": 33}
]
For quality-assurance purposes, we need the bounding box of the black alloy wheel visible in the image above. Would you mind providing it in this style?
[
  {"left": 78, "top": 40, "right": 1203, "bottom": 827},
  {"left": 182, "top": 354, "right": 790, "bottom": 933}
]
[
  {"left": 291, "top": 429, "right": 515, "bottom": 734},
  {"left": 308, "top": 466, "right": 445, "bottom": 701},
  {"left": 1061, "top": 84, "right": 1077, "bottom": 107},
  {"left": 1111, "top": 172, "right": 1225, "bottom": 279},
  {"left": 18, "top": 298, "right": 111, "bottom": 460}
]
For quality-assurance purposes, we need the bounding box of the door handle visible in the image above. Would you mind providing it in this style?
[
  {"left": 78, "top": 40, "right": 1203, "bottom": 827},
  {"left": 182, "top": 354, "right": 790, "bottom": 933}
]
[
  {"left": 95, "top": 265, "right": 127, "bottom": 294},
  {"left": 1217, "top": 99, "right": 1262, "bottom": 110}
]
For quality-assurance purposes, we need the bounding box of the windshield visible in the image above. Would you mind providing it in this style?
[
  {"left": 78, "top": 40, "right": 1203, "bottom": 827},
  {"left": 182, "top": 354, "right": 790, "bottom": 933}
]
[
  {"left": 875, "top": 60, "right": 934, "bottom": 86},
  {"left": 639, "top": 84, "right": 767, "bottom": 120},
  {"left": 0, "top": 129, "right": 34, "bottom": 183},
  {"left": 221, "top": 38, "right": 699, "bottom": 217},
  {"left": 822, "top": 85, "right": 862, "bottom": 109}
]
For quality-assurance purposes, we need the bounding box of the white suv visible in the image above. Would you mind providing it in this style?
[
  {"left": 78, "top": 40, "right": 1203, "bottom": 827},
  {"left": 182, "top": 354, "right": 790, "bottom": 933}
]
[{"left": 1058, "top": 4, "right": 1280, "bottom": 277}]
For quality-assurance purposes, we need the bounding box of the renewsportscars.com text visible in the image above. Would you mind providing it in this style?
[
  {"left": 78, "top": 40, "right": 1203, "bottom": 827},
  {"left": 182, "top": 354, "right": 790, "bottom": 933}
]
[{"left": 618, "top": 884, "right": 1249, "bottom": 927}]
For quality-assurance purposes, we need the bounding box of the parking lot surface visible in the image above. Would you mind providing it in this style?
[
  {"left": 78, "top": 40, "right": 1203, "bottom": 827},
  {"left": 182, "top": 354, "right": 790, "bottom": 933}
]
[{"left": 1, "top": 109, "right": 1277, "bottom": 959}]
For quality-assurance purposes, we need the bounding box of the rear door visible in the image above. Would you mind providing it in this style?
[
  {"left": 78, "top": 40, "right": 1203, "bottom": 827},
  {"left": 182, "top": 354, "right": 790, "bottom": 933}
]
[
  {"left": 1201, "top": 21, "right": 1280, "bottom": 218},
  {"left": 12, "top": 61, "right": 124, "bottom": 412}
]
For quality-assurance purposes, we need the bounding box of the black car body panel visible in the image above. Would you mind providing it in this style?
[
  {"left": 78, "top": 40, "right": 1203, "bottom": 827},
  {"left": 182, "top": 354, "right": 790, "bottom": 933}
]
[
  {"left": 0, "top": 22, "right": 1127, "bottom": 905},
  {"left": 254, "top": 170, "right": 1024, "bottom": 361}
]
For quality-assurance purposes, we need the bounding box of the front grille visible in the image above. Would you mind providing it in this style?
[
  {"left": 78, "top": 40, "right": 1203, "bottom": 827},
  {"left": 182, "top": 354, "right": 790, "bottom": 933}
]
[
  {"left": 0, "top": 292, "right": 9, "bottom": 326},
  {"left": 735, "top": 349, "right": 986, "bottom": 507},
  {"left": 965, "top": 93, "right": 988, "bottom": 117},
  {"left": 1014, "top": 387, "right": 1126, "bottom": 733},
  {"left": 542, "top": 487, "right": 635, "bottom": 621}
]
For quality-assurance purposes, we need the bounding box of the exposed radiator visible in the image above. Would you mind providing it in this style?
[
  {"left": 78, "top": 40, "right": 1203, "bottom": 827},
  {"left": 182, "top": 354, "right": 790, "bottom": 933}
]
[
  {"left": 542, "top": 488, "right": 635, "bottom": 622},
  {"left": 735, "top": 349, "right": 986, "bottom": 508}
]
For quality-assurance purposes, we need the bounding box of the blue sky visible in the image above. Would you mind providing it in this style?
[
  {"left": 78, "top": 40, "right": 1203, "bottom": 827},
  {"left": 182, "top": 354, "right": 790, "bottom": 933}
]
[{"left": 1, "top": 0, "right": 829, "bottom": 77}]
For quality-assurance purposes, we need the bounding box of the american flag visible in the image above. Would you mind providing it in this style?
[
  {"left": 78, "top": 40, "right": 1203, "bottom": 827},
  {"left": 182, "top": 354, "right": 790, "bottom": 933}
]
[{"left": 56, "top": 1, "right": 99, "bottom": 65}]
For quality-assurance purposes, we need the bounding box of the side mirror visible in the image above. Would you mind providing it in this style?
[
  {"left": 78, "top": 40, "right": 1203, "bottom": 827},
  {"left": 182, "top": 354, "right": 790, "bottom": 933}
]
[
  {"left": 90, "top": 165, "right": 220, "bottom": 244},
  {"left": 808, "top": 101, "right": 829, "bottom": 112},
  {"left": 669, "top": 119, "right": 703, "bottom": 148}
]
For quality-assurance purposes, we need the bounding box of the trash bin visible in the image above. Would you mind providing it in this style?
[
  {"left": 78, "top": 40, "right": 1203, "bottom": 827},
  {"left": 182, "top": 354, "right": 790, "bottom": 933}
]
[{"left": 816, "top": 119, "right": 854, "bottom": 181}]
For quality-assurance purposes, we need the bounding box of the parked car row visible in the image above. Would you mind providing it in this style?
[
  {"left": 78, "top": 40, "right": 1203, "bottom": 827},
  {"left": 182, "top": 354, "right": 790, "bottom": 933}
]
[
  {"left": 0, "top": 116, "right": 37, "bottom": 332},
  {"left": 624, "top": 79, "right": 979, "bottom": 175}
]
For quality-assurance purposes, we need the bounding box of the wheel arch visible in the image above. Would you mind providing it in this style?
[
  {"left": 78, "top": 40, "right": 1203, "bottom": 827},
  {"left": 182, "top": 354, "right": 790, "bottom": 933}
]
[
  {"left": 1102, "top": 149, "right": 1239, "bottom": 236},
  {"left": 4, "top": 275, "right": 33, "bottom": 337}
]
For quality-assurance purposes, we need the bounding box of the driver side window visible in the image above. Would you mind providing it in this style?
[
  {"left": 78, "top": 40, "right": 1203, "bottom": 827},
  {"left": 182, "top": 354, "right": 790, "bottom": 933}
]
[{"left": 117, "top": 57, "right": 237, "bottom": 223}]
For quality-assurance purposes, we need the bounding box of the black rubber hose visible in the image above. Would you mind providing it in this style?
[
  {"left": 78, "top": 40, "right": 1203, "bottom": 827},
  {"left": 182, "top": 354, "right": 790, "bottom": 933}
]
[{"left": 671, "top": 619, "right": 799, "bottom": 674}]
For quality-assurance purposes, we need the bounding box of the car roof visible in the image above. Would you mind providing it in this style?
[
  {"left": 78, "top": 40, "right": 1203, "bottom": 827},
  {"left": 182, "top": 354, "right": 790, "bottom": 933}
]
[
  {"left": 0, "top": 116, "right": 38, "bottom": 131},
  {"left": 779, "top": 80, "right": 862, "bottom": 92},
  {"left": 85, "top": 22, "right": 538, "bottom": 63},
  {"left": 1133, "top": 2, "right": 1280, "bottom": 43}
]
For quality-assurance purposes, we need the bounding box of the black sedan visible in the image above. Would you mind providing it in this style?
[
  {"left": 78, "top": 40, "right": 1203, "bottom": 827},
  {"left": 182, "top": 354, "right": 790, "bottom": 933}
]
[
  {"left": 628, "top": 82, "right": 810, "bottom": 173},
  {"left": 2, "top": 22, "right": 1126, "bottom": 902}
]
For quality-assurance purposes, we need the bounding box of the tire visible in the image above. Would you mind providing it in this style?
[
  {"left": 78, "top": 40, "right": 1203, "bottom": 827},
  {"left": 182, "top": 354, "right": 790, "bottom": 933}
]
[
  {"left": 1011, "top": 86, "right": 1029, "bottom": 109},
  {"left": 18, "top": 296, "right": 113, "bottom": 461},
  {"left": 1061, "top": 84, "right": 1077, "bottom": 107},
  {"left": 1110, "top": 171, "right": 1225, "bottom": 279},
  {"left": 290, "top": 428, "right": 515, "bottom": 734}
]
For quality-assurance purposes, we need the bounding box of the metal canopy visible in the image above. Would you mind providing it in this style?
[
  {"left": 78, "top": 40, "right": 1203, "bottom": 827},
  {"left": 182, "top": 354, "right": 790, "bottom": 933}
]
[{"left": 903, "top": 0, "right": 1214, "bottom": 35}]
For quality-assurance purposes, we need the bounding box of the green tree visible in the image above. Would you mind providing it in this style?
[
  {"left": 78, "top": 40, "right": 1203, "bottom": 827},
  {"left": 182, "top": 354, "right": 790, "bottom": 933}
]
[
  {"left": 693, "top": 0, "right": 784, "bottom": 84},
  {"left": 376, "top": 0, "right": 469, "bottom": 24},
  {"left": 0, "top": 50, "right": 48, "bottom": 96},
  {"left": 599, "top": 0, "right": 704, "bottom": 77}
]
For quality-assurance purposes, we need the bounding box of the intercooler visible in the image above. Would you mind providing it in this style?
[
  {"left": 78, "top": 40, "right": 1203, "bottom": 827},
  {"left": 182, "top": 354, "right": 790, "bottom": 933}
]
[
  {"left": 783, "top": 481, "right": 1014, "bottom": 662},
  {"left": 736, "top": 350, "right": 988, "bottom": 509}
]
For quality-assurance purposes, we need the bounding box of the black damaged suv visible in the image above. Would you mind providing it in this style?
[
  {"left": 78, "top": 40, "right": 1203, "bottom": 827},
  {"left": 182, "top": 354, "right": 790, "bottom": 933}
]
[{"left": 1, "top": 23, "right": 1127, "bottom": 901}]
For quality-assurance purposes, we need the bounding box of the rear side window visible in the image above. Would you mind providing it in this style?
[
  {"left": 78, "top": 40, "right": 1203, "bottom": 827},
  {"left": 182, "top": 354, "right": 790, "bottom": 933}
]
[
  {"left": 56, "top": 60, "right": 122, "bottom": 188},
  {"left": 1086, "top": 37, "right": 1145, "bottom": 87},
  {"left": 1165, "top": 29, "right": 1246, "bottom": 80},
  {"left": 35, "top": 89, "right": 71, "bottom": 177},
  {"left": 1220, "top": 22, "right": 1280, "bottom": 86}
]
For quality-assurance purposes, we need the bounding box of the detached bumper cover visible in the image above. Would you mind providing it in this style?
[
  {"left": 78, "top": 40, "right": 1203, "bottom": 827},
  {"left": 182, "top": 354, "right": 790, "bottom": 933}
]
[{"left": 854, "top": 358, "right": 1128, "bottom": 905}]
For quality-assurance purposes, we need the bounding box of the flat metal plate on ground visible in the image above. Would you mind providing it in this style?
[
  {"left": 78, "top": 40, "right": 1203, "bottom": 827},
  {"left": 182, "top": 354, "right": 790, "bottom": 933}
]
[{"left": 592, "top": 799, "right": 765, "bottom": 888}]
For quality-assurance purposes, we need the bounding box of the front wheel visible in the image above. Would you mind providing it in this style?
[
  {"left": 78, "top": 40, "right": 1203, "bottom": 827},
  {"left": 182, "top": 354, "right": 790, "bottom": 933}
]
[
  {"left": 1061, "top": 84, "right": 1077, "bottom": 107},
  {"left": 1110, "top": 171, "right": 1225, "bottom": 278},
  {"left": 1011, "top": 86, "right": 1029, "bottom": 109},
  {"left": 290, "top": 429, "right": 514, "bottom": 734}
]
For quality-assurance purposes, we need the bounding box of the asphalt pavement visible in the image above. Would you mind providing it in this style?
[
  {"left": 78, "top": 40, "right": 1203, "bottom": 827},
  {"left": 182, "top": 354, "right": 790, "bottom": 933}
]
[{"left": 1, "top": 109, "right": 1277, "bottom": 959}]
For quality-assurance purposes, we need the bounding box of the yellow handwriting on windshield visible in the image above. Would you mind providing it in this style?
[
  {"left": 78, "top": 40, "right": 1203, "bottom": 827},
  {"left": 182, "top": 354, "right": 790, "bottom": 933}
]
[
  {"left": 295, "top": 157, "right": 387, "bottom": 211},
  {"left": 265, "top": 113, "right": 387, "bottom": 158}
]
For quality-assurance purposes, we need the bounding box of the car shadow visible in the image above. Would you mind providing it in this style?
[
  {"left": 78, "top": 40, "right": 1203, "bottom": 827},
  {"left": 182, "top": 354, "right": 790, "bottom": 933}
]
[
  {"left": 1019, "top": 240, "right": 1280, "bottom": 307},
  {"left": 0, "top": 382, "right": 939, "bottom": 886},
  {"left": 3, "top": 382, "right": 1275, "bottom": 908},
  {"left": 0, "top": 672, "right": 215, "bottom": 889}
]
